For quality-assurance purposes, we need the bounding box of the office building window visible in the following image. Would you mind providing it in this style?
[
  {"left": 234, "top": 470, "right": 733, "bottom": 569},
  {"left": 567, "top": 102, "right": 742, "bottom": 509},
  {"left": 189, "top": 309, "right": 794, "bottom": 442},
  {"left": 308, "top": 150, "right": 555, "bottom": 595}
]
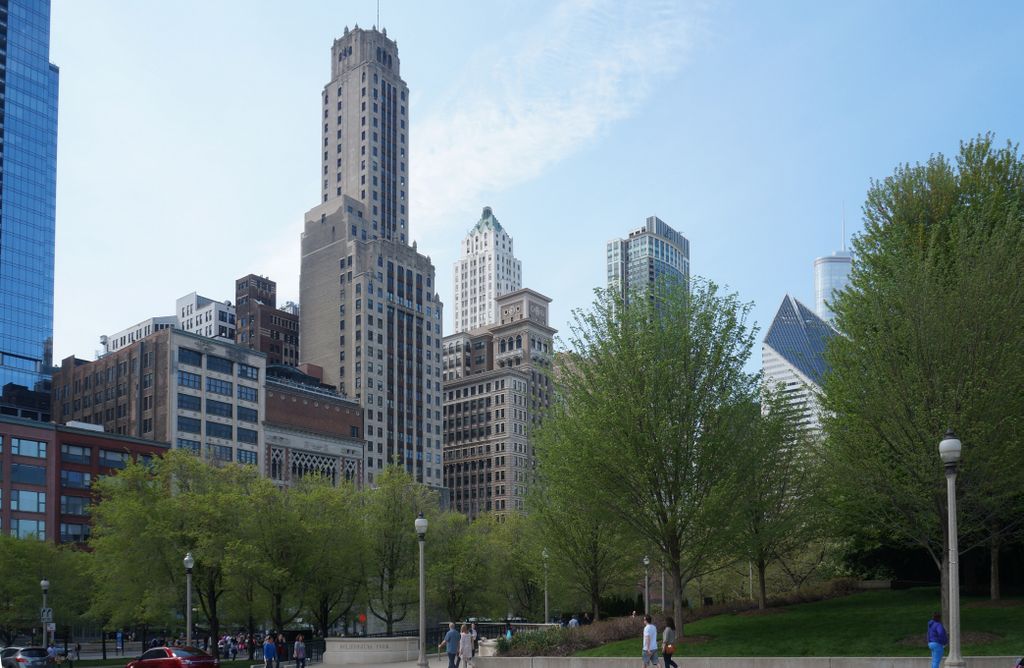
[
  {"left": 206, "top": 422, "right": 232, "bottom": 440},
  {"left": 178, "top": 416, "right": 201, "bottom": 434},
  {"left": 178, "top": 393, "right": 201, "bottom": 411},
  {"left": 206, "top": 378, "right": 233, "bottom": 396},
  {"left": 178, "top": 370, "right": 201, "bottom": 389},
  {"left": 11, "top": 490, "right": 46, "bottom": 513},
  {"left": 236, "top": 449, "right": 258, "bottom": 465},
  {"left": 237, "top": 385, "right": 258, "bottom": 402},
  {"left": 179, "top": 348, "right": 203, "bottom": 367},
  {"left": 60, "top": 522, "right": 91, "bottom": 544},
  {"left": 11, "top": 438, "right": 46, "bottom": 458},
  {"left": 206, "top": 399, "right": 233, "bottom": 418},
  {"left": 237, "top": 427, "right": 258, "bottom": 445},
  {"left": 213, "top": 445, "right": 233, "bottom": 461},
  {"left": 61, "top": 495, "right": 90, "bottom": 516},
  {"left": 237, "top": 406, "right": 258, "bottom": 423},
  {"left": 60, "top": 470, "right": 92, "bottom": 489},
  {"left": 177, "top": 438, "right": 201, "bottom": 454},
  {"left": 61, "top": 444, "right": 91, "bottom": 464},
  {"left": 11, "top": 464, "right": 46, "bottom": 486},
  {"left": 207, "top": 355, "right": 233, "bottom": 374},
  {"left": 10, "top": 519, "right": 46, "bottom": 540}
]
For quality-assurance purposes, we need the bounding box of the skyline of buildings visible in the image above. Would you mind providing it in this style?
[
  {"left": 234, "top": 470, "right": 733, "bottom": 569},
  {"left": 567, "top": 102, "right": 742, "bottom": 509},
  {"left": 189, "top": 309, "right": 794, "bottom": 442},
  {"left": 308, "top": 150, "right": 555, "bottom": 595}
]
[
  {"left": 0, "top": 0, "right": 59, "bottom": 412},
  {"left": 0, "top": 8, "right": 876, "bottom": 542},
  {"left": 452, "top": 206, "right": 522, "bottom": 334},
  {"left": 299, "top": 26, "right": 444, "bottom": 489},
  {"left": 606, "top": 216, "right": 690, "bottom": 305}
]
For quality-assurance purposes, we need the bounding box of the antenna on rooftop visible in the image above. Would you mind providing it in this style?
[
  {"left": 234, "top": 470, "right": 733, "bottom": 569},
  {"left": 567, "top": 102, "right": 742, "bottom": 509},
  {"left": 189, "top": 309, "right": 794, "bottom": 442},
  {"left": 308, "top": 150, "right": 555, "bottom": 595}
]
[
  {"left": 841, "top": 200, "right": 847, "bottom": 252},
  {"left": 377, "top": 0, "right": 380, "bottom": 30}
]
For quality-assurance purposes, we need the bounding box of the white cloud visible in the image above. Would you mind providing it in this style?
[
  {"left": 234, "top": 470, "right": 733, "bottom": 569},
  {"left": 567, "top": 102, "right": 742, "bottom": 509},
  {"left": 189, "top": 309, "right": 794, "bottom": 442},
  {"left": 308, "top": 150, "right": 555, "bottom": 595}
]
[{"left": 410, "top": 0, "right": 702, "bottom": 237}]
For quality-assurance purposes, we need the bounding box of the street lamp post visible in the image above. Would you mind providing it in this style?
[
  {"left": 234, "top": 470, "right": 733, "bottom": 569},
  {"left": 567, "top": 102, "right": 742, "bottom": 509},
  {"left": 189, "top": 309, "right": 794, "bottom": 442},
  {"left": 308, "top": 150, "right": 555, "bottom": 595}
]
[
  {"left": 415, "top": 513, "right": 429, "bottom": 668},
  {"left": 542, "top": 549, "right": 549, "bottom": 624},
  {"left": 939, "top": 430, "right": 965, "bottom": 668},
  {"left": 183, "top": 552, "right": 195, "bottom": 647},
  {"left": 40, "top": 579, "right": 50, "bottom": 648},
  {"left": 642, "top": 556, "right": 650, "bottom": 616}
]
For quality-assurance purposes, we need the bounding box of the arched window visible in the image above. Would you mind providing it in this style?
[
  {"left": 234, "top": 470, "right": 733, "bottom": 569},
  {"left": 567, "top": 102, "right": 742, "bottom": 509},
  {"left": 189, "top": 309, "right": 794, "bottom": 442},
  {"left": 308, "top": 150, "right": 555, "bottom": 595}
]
[
  {"left": 500, "top": 339, "right": 507, "bottom": 353},
  {"left": 516, "top": 335, "right": 522, "bottom": 349}
]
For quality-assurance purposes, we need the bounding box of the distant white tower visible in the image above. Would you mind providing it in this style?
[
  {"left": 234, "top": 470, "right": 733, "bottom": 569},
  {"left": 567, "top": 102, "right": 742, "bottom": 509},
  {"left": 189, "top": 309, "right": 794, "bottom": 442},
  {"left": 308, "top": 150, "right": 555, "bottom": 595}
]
[
  {"left": 813, "top": 252, "right": 852, "bottom": 321},
  {"left": 452, "top": 206, "right": 522, "bottom": 333},
  {"left": 814, "top": 212, "right": 853, "bottom": 321}
]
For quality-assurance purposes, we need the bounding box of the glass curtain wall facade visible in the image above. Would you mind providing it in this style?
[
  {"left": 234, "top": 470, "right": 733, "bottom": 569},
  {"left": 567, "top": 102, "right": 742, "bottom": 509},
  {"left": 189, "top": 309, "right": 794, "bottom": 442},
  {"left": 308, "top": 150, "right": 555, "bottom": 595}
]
[{"left": 0, "top": 0, "right": 58, "bottom": 393}]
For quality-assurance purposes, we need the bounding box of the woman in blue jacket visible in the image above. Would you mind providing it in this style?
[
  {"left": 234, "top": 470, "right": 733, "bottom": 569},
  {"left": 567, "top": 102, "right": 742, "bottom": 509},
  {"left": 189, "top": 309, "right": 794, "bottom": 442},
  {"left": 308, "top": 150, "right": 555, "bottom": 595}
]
[{"left": 927, "top": 612, "right": 948, "bottom": 668}]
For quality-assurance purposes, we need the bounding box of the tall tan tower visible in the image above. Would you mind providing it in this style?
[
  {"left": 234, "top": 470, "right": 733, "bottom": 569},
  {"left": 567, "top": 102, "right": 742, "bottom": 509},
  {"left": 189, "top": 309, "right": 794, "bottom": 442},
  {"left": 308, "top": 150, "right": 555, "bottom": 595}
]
[
  {"left": 301, "top": 26, "right": 444, "bottom": 489},
  {"left": 320, "top": 26, "right": 410, "bottom": 244}
]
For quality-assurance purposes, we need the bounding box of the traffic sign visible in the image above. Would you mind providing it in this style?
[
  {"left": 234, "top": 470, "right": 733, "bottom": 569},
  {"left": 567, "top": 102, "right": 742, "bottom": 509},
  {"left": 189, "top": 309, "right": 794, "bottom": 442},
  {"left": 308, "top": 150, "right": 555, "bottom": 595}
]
[
  {"left": 46, "top": 623, "right": 56, "bottom": 632},
  {"left": 40, "top": 607, "right": 53, "bottom": 622}
]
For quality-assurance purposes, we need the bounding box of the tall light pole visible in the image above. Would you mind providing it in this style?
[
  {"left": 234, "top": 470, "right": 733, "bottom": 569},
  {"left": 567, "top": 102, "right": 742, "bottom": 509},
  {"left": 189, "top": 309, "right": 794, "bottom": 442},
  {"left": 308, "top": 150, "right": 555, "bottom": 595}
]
[
  {"left": 40, "top": 579, "right": 50, "bottom": 648},
  {"left": 542, "top": 548, "right": 549, "bottom": 624},
  {"left": 415, "top": 513, "right": 429, "bottom": 668},
  {"left": 183, "top": 552, "right": 195, "bottom": 647},
  {"left": 642, "top": 556, "right": 650, "bottom": 616},
  {"left": 939, "top": 430, "right": 965, "bottom": 668}
]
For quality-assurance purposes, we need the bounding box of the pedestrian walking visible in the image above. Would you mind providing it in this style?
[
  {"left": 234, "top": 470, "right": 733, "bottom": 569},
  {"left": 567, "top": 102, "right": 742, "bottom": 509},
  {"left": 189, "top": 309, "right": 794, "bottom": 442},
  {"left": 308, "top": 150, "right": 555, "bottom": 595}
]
[
  {"left": 642, "top": 614, "right": 658, "bottom": 668},
  {"left": 276, "top": 634, "right": 287, "bottom": 668},
  {"left": 662, "top": 617, "right": 678, "bottom": 668},
  {"left": 438, "top": 623, "right": 460, "bottom": 668},
  {"left": 263, "top": 635, "right": 277, "bottom": 668},
  {"left": 293, "top": 634, "right": 306, "bottom": 668},
  {"left": 459, "top": 625, "right": 474, "bottom": 668},
  {"left": 926, "top": 612, "right": 948, "bottom": 668},
  {"left": 568, "top": 615, "right": 580, "bottom": 628},
  {"left": 470, "top": 623, "right": 478, "bottom": 657}
]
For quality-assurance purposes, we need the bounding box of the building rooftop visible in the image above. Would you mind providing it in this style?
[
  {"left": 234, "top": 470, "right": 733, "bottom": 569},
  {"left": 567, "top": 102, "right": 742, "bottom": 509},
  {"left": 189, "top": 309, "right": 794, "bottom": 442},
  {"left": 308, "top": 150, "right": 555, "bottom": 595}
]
[
  {"left": 470, "top": 206, "right": 504, "bottom": 235},
  {"left": 763, "top": 295, "right": 837, "bottom": 385}
]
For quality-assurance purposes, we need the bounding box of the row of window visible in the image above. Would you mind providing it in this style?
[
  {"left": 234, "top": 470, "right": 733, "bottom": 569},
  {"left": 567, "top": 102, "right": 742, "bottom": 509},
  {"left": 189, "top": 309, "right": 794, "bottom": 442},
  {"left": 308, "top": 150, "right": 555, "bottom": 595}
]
[
  {"left": 0, "top": 490, "right": 90, "bottom": 515},
  {"left": 178, "top": 348, "right": 260, "bottom": 380},
  {"left": 175, "top": 438, "right": 258, "bottom": 465},
  {"left": 177, "top": 370, "right": 259, "bottom": 401},
  {"left": 176, "top": 417, "right": 259, "bottom": 444}
]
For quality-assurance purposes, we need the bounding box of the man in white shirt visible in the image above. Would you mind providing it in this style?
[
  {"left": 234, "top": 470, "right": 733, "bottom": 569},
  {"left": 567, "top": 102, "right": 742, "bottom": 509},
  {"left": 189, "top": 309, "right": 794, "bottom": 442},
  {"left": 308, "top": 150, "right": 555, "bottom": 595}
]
[{"left": 642, "top": 615, "right": 659, "bottom": 667}]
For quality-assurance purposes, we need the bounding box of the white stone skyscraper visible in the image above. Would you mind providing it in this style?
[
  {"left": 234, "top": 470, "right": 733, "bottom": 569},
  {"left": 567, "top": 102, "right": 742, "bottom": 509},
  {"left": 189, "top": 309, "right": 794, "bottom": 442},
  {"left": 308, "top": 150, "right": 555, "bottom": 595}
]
[
  {"left": 300, "top": 26, "right": 444, "bottom": 488},
  {"left": 452, "top": 206, "right": 522, "bottom": 333},
  {"left": 606, "top": 216, "right": 689, "bottom": 304}
]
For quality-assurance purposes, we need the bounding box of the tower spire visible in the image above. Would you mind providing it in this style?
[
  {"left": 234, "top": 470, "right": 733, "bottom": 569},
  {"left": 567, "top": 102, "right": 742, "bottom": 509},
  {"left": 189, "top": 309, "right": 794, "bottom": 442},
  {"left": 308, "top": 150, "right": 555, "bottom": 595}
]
[{"left": 841, "top": 201, "right": 847, "bottom": 252}]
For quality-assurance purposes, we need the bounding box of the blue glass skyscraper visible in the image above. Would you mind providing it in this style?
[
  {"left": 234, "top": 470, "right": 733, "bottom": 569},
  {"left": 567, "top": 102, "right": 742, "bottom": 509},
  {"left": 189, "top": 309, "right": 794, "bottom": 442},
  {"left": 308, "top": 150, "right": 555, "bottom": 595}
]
[{"left": 0, "top": 0, "right": 58, "bottom": 405}]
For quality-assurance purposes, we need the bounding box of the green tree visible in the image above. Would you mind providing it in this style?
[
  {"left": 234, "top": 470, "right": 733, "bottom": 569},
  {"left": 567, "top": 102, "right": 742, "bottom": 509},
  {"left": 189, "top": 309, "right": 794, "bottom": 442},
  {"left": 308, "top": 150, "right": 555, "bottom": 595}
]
[
  {"left": 730, "top": 391, "right": 825, "bottom": 609},
  {"left": 91, "top": 450, "right": 261, "bottom": 654},
  {"left": 535, "top": 280, "right": 757, "bottom": 627},
  {"left": 0, "top": 536, "right": 93, "bottom": 645},
  {"left": 426, "top": 512, "right": 492, "bottom": 622},
  {"left": 295, "top": 476, "right": 365, "bottom": 637},
  {"left": 527, "top": 480, "right": 634, "bottom": 620},
  {"left": 363, "top": 467, "right": 438, "bottom": 634},
  {"left": 822, "top": 135, "right": 1024, "bottom": 620}
]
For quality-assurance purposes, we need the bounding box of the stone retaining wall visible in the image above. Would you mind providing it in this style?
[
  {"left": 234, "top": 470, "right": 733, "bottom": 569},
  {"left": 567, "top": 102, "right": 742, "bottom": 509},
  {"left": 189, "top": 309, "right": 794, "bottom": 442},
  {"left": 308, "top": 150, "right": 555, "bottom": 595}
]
[{"left": 475, "top": 657, "right": 1018, "bottom": 668}]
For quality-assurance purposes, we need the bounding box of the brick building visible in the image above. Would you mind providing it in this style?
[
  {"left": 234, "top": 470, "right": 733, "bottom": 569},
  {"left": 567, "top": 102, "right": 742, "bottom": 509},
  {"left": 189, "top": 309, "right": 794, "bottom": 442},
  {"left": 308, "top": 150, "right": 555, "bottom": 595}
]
[
  {"left": 442, "top": 289, "right": 555, "bottom": 517},
  {"left": 0, "top": 415, "right": 167, "bottom": 543},
  {"left": 264, "top": 364, "right": 364, "bottom": 486},
  {"left": 52, "top": 329, "right": 267, "bottom": 470},
  {"left": 235, "top": 274, "right": 300, "bottom": 366}
]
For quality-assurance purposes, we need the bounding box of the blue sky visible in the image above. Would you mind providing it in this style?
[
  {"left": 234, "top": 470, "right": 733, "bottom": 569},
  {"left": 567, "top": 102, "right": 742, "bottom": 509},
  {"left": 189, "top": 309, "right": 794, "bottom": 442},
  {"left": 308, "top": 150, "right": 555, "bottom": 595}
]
[{"left": 50, "top": 0, "right": 1024, "bottom": 366}]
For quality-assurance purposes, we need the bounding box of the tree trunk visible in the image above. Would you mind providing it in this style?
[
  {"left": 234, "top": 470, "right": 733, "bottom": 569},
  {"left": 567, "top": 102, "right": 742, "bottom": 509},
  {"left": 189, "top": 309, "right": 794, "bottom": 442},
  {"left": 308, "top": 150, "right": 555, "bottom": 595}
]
[
  {"left": 756, "top": 558, "right": 768, "bottom": 610},
  {"left": 670, "top": 566, "right": 685, "bottom": 633},
  {"left": 206, "top": 579, "right": 220, "bottom": 659},
  {"left": 990, "top": 536, "right": 1001, "bottom": 600}
]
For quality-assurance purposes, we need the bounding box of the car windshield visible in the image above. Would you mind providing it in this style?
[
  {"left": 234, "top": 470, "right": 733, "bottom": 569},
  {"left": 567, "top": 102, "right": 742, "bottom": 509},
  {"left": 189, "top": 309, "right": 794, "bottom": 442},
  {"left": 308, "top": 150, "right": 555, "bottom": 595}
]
[
  {"left": 170, "top": 649, "right": 208, "bottom": 658},
  {"left": 20, "top": 650, "right": 48, "bottom": 658}
]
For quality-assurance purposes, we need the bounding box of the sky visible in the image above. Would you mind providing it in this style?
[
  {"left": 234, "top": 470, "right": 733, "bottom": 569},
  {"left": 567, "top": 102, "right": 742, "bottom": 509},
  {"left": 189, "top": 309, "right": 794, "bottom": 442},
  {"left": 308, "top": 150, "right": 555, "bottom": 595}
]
[{"left": 50, "top": 0, "right": 1024, "bottom": 366}]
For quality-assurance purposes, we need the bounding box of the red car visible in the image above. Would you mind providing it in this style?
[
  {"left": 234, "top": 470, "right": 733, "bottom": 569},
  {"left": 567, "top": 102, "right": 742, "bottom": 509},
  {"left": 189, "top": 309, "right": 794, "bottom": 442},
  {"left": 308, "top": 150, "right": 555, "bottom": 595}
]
[{"left": 127, "top": 647, "right": 219, "bottom": 668}]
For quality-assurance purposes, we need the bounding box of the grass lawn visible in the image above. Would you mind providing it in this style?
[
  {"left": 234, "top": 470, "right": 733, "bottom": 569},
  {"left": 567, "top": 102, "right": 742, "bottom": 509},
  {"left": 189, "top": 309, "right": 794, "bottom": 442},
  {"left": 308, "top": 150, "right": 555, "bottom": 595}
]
[{"left": 577, "top": 588, "right": 1024, "bottom": 657}]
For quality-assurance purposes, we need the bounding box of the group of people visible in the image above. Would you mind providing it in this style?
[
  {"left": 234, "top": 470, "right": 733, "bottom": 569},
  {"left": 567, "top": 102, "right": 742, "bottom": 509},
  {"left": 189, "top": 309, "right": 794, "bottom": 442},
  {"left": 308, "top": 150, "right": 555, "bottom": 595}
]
[
  {"left": 261, "top": 633, "right": 306, "bottom": 668},
  {"left": 439, "top": 623, "right": 478, "bottom": 668},
  {"left": 640, "top": 615, "right": 678, "bottom": 668}
]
